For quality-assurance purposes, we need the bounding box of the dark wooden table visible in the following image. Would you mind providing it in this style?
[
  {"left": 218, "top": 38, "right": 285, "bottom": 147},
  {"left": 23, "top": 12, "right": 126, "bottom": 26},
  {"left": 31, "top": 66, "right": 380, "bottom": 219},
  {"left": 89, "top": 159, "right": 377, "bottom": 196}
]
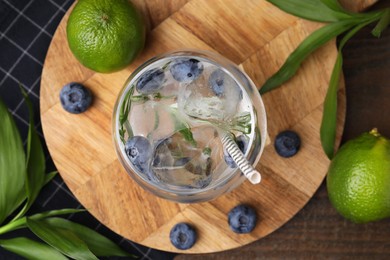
[{"left": 176, "top": 1, "right": 390, "bottom": 259}]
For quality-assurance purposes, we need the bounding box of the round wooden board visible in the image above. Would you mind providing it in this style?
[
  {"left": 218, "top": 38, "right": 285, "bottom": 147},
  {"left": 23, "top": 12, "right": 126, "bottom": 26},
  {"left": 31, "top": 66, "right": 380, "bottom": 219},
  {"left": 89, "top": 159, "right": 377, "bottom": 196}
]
[{"left": 40, "top": 0, "right": 374, "bottom": 254}]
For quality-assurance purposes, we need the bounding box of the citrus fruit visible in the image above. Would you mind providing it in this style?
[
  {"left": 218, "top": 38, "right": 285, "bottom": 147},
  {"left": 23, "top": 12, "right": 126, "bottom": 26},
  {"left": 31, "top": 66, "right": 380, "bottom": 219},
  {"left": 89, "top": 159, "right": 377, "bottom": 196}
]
[
  {"left": 327, "top": 129, "right": 390, "bottom": 223},
  {"left": 66, "top": 0, "right": 145, "bottom": 73}
]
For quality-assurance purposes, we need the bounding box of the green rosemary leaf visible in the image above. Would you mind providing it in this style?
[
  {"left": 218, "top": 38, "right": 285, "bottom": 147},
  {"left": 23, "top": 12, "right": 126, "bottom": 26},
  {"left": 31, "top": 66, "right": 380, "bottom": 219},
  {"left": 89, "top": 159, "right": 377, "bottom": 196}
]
[
  {"left": 203, "top": 147, "right": 212, "bottom": 156},
  {"left": 230, "top": 112, "right": 252, "bottom": 134},
  {"left": 129, "top": 94, "right": 149, "bottom": 102},
  {"left": 153, "top": 108, "right": 160, "bottom": 131},
  {"left": 179, "top": 128, "right": 197, "bottom": 147},
  {"left": 169, "top": 107, "right": 197, "bottom": 147},
  {"left": 119, "top": 87, "right": 134, "bottom": 126},
  {"left": 119, "top": 86, "right": 134, "bottom": 144}
]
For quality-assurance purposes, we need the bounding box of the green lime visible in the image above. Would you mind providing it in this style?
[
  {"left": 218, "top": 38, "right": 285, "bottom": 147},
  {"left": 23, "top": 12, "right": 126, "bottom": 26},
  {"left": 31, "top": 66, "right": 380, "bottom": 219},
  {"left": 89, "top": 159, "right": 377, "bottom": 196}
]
[
  {"left": 66, "top": 0, "right": 145, "bottom": 73},
  {"left": 327, "top": 128, "right": 390, "bottom": 223}
]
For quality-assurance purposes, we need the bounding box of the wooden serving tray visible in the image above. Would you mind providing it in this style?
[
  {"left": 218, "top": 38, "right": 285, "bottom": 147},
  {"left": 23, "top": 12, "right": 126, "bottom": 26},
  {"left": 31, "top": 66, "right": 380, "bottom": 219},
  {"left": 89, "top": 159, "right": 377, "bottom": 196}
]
[{"left": 40, "top": 0, "right": 375, "bottom": 253}]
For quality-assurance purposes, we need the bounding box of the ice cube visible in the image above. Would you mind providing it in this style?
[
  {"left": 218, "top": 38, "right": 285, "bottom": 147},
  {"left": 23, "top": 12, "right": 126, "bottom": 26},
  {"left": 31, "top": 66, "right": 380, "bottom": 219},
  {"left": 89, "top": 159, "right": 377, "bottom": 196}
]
[
  {"left": 129, "top": 101, "right": 157, "bottom": 136},
  {"left": 150, "top": 125, "right": 223, "bottom": 188},
  {"left": 130, "top": 97, "right": 181, "bottom": 142},
  {"left": 177, "top": 68, "right": 242, "bottom": 122}
]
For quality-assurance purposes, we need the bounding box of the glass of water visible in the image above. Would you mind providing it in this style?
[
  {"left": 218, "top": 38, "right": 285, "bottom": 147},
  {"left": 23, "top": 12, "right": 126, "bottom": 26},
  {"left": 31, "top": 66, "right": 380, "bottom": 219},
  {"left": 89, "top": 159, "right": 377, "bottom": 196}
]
[{"left": 113, "top": 50, "right": 267, "bottom": 203}]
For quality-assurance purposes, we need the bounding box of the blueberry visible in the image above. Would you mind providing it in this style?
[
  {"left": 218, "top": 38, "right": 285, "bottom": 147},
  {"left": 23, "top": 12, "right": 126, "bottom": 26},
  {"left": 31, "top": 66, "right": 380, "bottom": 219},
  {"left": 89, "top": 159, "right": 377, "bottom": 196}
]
[
  {"left": 169, "top": 223, "right": 197, "bottom": 250},
  {"left": 209, "top": 69, "right": 242, "bottom": 99},
  {"left": 228, "top": 204, "right": 257, "bottom": 234},
  {"left": 170, "top": 58, "right": 203, "bottom": 82},
  {"left": 136, "top": 68, "right": 165, "bottom": 94},
  {"left": 174, "top": 157, "right": 191, "bottom": 167},
  {"left": 125, "top": 136, "right": 152, "bottom": 174},
  {"left": 194, "top": 175, "right": 212, "bottom": 189},
  {"left": 208, "top": 69, "right": 233, "bottom": 97},
  {"left": 224, "top": 135, "right": 249, "bottom": 168},
  {"left": 59, "top": 82, "right": 92, "bottom": 114},
  {"left": 274, "top": 130, "right": 301, "bottom": 158},
  {"left": 208, "top": 69, "right": 226, "bottom": 96},
  {"left": 152, "top": 137, "right": 172, "bottom": 168}
]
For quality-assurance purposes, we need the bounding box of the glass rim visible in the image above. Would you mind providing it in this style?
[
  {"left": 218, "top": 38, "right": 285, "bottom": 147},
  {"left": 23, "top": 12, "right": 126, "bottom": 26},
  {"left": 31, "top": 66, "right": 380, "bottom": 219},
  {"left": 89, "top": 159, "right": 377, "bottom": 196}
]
[{"left": 112, "top": 49, "right": 267, "bottom": 200}]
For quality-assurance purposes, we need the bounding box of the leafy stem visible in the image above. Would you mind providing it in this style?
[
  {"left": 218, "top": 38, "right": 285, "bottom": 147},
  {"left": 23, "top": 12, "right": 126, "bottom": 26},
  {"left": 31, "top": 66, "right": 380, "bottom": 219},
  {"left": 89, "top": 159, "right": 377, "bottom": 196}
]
[
  {"left": 320, "top": 15, "right": 382, "bottom": 158},
  {"left": 262, "top": 0, "right": 390, "bottom": 158},
  {"left": 169, "top": 107, "right": 198, "bottom": 147},
  {"left": 119, "top": 89, "right": 176, "bottom": 144},
  {"left": 230, "top": 112, "right": 252, "bottom": 134},
  {"left": 372, "top": 8, "right": 390, "bottom": 37},
  {"left": 9, "top": 203, "right": 29, "bottom": 224},
  {"left": 119, "top": 86, "right": 134, "bottom": 144},
  {"left": 260, "top": 18, "right": 359, "bottom": 94},
  {"left": 188, "top": 112, "right": 252, "bottom": 135},
  {"left": 130, "top": 92, "right": 175, "bottom": 102},
  {"left": 0, "top": 219, "right": 24, "bottom": 235},
  {"left": 0, "top": 89, "right": 135, "bottom": 259},
  {"left": 0, "top": 209, "right": 84, "bottom": 235}
]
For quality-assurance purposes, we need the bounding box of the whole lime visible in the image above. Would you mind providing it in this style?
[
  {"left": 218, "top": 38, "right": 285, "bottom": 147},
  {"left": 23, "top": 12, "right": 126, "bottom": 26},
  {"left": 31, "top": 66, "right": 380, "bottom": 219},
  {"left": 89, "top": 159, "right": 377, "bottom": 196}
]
[
  {"left": 66, "top": 0, "right": 145, "bottom": 73},
  {"left": 327, "top": 129, "right": 390, "bottom": 223}
]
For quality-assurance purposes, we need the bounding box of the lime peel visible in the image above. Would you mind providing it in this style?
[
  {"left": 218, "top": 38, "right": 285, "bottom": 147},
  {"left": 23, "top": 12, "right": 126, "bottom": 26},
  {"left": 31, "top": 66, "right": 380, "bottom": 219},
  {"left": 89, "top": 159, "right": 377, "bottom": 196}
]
[
  {"left": 66, "top": 0, "right": 146, "bottom": 73},
  {"left": 327, "top": 129, "right": 390, "bottom": 223}
]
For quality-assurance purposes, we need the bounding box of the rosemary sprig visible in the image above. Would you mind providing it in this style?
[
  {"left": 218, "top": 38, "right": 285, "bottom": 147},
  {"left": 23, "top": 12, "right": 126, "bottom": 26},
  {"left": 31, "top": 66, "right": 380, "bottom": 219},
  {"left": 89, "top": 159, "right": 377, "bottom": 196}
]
[{"left": 119, "top": 86, "right": 134, "bottom": 144}]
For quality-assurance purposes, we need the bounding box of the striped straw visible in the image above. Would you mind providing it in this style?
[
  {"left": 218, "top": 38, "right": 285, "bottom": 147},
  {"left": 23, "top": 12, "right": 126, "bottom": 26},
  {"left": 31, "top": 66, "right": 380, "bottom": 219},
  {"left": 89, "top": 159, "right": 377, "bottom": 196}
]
[{"left": 221, "top": 133, "right": 261, "bottom": 184}]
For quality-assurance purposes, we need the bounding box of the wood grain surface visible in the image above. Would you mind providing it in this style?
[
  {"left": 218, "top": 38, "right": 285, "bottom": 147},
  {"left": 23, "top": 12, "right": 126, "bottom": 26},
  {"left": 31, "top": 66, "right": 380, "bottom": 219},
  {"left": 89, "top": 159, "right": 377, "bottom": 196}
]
[
  {"left": 176, "top": 0, "right": 390, "bottom": 258},
  {"left": 40, "top": 0, "right": 378, "bottom": 254}
]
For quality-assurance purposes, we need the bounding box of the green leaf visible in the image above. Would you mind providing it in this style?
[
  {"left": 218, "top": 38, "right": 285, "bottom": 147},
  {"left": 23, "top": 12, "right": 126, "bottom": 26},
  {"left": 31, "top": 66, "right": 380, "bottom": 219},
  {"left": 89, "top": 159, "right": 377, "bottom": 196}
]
[
  {"left": 153, "top": 108, "right": 160, "bottom": 131},
  {"left": 0, "top": 98, "right": 26, "bottom": 225},
  {"left": 170, "top": 108, "right": 197, "bottom": 146},
  {"left": 20, "top": 88, "right": 46, "bottom": 216},
  {"left": 260, "top": 19, "right": 359, "bottom": 94},
  {"left": 203, "top": 147, "right": 212, "bottom": 156},
  {"left": 44, "top": 171, "right": 58, "bottom": 186},
  {"left": 0, "top": 237, "right": 67, "bottom": 260},
  {"left": 29, "top": 208, "right": 85, "bottom": 220},
  {"left": 119, "top": 88, "right": 133, "bottom": 126},
  {"left": 319, "top": 0, "right": 347, "bottom": 13},
  {"left": 161, "top": 61, "right": 171, "bottom": 70},
  {"left": 129, "top": 94, "right": 149, "bottom": 102},
  {"left": 372, "top": 8, "right": 390, "bottom": 38},
  {"left": 178, "top": 128, "right": 197, "bottom": 147},
  {"left": 119, "top": 86, "right": 135, "bottom": 144},
  {"left": 26, "top": 218, "right": 98, "bottom": 260},
  {"left": 320, "top": 51, "right": 343, "bottom": 159},
  {"left": 320, "top": 20, "right": 375, "bottom": 159},
  {"left": 267, "top": 0, "right": 353, "bottom": 22},
  {"left": 230, "top": 112, "right": 252, "bottom": 134},
  {"left": 0, "top": 208, "right": 84, "bottom": 236},
  {"left": 42, "top": 218, "right": 135, "bottom": 257}
]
